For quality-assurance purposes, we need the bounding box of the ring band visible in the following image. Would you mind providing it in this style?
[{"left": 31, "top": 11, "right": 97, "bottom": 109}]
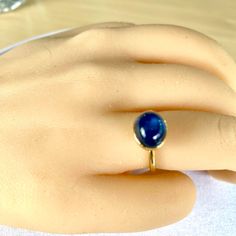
[
  {"left": 133, "top": 110, "right": 167, "bottom": 172},
  {"left": 149, "top": 150, "right": 156, "bottom": 172}
]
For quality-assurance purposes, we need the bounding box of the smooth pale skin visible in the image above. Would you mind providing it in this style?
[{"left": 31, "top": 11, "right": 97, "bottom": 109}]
[{"left": 0, "top": 22, "right": 235, "bottom": 234}]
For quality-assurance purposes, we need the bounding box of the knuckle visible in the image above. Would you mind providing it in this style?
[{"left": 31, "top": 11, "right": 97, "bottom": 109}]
[
  {"left": 67, "top": 28, "right": 116, "bottom": 60},
  {"left": 77, "top": 28, "right": 112, "bottom": 50},
  {"left": 218, "top": 115, "right": 236, "bottom": 150}
]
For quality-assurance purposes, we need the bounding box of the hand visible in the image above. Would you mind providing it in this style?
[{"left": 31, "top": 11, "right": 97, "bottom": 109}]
[{"left": 0, "top": 22, "right": 235, "bottom": 234}]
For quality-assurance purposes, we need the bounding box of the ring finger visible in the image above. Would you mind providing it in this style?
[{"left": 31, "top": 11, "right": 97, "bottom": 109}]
[{"left": 87, "top": 110, "right": 236, "bottom": 175}]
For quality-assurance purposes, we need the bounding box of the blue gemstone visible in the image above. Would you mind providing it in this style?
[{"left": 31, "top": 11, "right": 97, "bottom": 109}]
[{"left": 134, "top": 111, "right": 167, "bottom": 148}]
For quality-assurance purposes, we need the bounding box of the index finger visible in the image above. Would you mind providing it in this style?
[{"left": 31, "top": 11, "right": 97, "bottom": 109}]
[{"left": 103, "top": 24, "right": 236, "bottom": 91}]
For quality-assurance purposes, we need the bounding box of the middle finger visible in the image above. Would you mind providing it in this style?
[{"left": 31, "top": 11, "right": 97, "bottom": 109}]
[{"left": 97, "top": 62, "right": 236, "bottom": 116}]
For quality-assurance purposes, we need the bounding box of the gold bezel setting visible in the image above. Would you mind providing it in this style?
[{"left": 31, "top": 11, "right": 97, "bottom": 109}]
[{"left": 133, "top": 110, "right": 167, "bottom": 171}]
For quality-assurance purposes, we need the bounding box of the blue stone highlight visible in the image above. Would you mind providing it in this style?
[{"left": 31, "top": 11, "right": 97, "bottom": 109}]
[{"left": 134, "top": 111, "right": 167, "bottom": 148}]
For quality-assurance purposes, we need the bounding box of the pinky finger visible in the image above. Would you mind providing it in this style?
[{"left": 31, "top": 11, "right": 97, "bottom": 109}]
[{"left": 208, "top": 170, "right": 236, "bottom": 184}]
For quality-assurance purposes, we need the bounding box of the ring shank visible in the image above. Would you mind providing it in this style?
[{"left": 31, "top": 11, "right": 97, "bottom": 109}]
[{"left": 149, "top": 150, "right": 156, "bottom": 172}]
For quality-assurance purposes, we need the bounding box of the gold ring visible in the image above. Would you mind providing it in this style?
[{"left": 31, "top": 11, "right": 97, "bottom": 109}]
[{"left": 133, "top": 110, "right": 167, "bottom": 172}]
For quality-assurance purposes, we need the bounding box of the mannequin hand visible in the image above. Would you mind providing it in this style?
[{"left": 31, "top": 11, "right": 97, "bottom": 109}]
[{"left": 0, "top": 22, "right": 235, "bottom": 234}]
